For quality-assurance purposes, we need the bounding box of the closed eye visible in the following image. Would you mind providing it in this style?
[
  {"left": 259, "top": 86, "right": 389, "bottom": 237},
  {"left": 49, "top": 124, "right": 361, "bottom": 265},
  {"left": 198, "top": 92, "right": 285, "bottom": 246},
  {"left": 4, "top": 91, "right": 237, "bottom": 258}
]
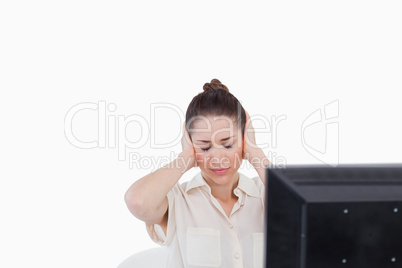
[{"left": 201, "top": 144, "right": 233, "bottom": 151}]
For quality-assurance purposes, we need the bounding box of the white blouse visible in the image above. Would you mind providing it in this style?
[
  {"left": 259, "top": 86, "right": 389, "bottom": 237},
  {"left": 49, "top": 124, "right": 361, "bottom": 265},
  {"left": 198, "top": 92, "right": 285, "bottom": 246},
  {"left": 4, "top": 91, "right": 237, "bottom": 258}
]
[{"left": 146, "top": 172, "right": 265, "bottom": 268}]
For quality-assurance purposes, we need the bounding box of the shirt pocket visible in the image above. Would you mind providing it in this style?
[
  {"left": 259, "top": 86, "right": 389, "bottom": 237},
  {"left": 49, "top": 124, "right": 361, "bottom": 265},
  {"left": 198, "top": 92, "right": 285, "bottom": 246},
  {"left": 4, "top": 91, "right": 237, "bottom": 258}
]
[
  {"left": 253, "top": 232, "right": 264, "bottom": 268},
  {"left": 186, "top": 227, "right": 221, "bottom": 267}
]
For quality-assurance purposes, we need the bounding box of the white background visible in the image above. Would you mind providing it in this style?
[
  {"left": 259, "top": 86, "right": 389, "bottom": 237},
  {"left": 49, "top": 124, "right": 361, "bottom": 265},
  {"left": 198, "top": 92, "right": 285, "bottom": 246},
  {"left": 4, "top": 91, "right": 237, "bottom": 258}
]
[{"left": 1, "top": 1, "right": 401, "bottom": 267}]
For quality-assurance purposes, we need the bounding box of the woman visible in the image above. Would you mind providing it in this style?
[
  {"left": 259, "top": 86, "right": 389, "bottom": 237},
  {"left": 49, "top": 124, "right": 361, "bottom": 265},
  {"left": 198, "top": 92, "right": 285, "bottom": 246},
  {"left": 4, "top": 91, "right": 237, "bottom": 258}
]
[{"left": 125, "top": 79, "right": 270, "bottom": 268}]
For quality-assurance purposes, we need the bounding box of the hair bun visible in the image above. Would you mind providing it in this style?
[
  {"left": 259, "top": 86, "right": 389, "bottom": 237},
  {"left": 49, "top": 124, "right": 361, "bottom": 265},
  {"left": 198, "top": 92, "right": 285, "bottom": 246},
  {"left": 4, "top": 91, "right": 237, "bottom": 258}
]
[{"left": 203, "top": 78, "right": 229, "bottom": 92}]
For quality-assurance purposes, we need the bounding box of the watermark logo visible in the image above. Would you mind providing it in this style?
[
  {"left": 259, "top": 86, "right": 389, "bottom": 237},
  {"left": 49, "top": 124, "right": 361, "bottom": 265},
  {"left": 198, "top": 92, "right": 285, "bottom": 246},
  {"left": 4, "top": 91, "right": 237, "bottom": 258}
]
[
  {"left": 64, "top": 101, "right": 184, "bottom": 161},
  {"left": 64, "top": 100, "right": 339, "bottom": 169},
  {"left": 301, "top": 100, "right": 339, "bottom": 167}
]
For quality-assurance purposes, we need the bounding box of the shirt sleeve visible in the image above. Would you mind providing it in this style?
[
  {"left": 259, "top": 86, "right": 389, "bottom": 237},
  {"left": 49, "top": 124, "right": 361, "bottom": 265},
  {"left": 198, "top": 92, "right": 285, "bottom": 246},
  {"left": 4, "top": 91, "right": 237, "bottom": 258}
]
[
  {"left": 251, "top": 176, "right": 266, "bottom": 209},
  {"left": 145, "top": 183, "right": 178, "bottom": 246}
]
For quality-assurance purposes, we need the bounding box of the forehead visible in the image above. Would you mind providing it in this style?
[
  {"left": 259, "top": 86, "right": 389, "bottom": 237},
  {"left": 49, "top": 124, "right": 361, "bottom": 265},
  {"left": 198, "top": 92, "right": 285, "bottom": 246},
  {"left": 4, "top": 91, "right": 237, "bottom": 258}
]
[{"left": 189, "top": 115, "right": 239, "bottom": 140}]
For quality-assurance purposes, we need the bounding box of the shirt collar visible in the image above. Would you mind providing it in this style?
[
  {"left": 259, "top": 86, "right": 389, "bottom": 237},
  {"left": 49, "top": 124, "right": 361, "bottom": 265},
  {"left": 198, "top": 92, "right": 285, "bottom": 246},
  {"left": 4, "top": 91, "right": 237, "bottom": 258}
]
[
  {"left": 185, "top": 172, "right": 260, "bottom": 198},
  {"left": 185, "top": 172, "right": 210, "bottom": 193},
  {"left": 236, "top": 173, "right": 260, "bottom": 198}
]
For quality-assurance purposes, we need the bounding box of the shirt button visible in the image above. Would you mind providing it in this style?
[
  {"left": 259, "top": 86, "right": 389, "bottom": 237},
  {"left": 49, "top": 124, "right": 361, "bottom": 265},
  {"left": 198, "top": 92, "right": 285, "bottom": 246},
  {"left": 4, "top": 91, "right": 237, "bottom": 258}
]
[
  {"left": 240, "top": 202, "right": 245, "bottom": 207},
  {"left": 234, "top": 252, "right": 240, "bottom": 259},
  {"left": 229, "top": 224, "right": 233, "bottom": 229}
]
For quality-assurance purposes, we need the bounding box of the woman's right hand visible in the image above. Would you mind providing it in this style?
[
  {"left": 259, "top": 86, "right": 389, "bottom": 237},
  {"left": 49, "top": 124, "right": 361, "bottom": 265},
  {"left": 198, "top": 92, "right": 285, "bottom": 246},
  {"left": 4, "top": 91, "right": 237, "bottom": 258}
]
[{"left": 178, "top": 123, "right": 197, "bottom": 172}]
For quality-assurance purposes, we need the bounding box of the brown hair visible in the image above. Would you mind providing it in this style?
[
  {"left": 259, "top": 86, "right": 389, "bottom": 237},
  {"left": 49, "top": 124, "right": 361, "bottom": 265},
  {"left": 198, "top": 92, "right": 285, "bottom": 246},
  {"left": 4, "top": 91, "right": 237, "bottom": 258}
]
[{"left": 185, "top": 79, "right": 246, "bottom": 136}]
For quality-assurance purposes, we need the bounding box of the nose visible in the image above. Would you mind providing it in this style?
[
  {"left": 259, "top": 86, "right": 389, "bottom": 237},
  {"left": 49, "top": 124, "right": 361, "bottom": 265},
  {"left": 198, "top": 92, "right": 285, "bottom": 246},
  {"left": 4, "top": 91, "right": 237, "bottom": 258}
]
[
  {"left": 208, "top": 147, "right": 228, "bottom": 168},
  {"left": 210, "top": 145, "right": 226, "bottom": 158}
]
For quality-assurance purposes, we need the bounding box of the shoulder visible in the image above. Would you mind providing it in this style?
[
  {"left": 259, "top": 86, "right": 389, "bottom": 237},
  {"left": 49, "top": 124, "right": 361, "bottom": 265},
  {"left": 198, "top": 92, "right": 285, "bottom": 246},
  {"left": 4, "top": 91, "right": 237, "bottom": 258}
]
[
  {"left": 169, "top": 172, "right": 205, "bottom": 197},
  {"left": 239, "top": 172, "right": 263, "bottom": 185},
  {"left": 250, "top": 175, "right": 265, "bottom": 189},
  {"left": 238, "top": 172, "right": 265, "bottom": 198}
]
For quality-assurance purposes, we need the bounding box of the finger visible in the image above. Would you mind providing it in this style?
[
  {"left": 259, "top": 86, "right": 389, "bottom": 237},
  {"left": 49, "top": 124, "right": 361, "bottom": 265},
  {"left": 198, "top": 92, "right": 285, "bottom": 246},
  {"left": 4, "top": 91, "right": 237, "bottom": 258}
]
[
  {"left": 246, "top": 111, "right": 253, "bottom": 128},
  {"left": 183, "top": 122, "right": 192, "bottom": 141},
  {"left": 182, "top": 123, "right": 189, "bottom": 144},
  {"left": 182, "top": 122, "right": 195, "bottom": 152},
  {"left": 245, "top": 110, "right": 251, "bottom": 121},
  {"left": 244, "top": 110, "right": 253, "bottom": 132}
]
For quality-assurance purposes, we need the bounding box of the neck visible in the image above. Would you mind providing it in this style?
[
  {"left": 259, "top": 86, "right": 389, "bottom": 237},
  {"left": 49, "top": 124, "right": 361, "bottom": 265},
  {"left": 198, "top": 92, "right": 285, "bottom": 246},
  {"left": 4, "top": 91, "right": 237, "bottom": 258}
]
[{"left": 204, "top": 172, "right": 239, "bottom": 201}]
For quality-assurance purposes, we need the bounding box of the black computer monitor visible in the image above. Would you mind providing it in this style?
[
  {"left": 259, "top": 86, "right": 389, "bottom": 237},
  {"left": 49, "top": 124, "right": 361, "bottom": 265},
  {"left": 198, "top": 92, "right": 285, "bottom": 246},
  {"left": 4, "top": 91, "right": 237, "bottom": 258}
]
[{"left": 265, "top": 164, "right": 402, "bottom": 268}]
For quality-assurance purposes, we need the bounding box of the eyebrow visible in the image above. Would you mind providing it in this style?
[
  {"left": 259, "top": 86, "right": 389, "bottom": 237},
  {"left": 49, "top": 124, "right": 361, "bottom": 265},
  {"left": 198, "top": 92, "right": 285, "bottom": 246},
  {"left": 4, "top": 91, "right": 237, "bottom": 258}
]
[{"left": 196, "top": 136, "right": 234, "bottom": 143}]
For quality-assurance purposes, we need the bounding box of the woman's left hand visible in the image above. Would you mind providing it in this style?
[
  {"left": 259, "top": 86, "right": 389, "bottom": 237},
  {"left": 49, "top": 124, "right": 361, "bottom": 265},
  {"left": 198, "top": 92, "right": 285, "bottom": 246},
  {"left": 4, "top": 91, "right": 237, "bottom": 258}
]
[
  {"left": 242, "top": 110, "right": 270, "bottom": 184},
  {"left": 243, "top": 111, "right": 259, "bottom": 160}
]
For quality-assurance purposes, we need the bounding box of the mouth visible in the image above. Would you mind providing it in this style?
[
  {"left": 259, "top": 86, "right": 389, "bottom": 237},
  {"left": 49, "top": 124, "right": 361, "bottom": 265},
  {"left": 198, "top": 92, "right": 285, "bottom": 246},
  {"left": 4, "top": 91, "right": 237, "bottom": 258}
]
[{"left": 210, "top": 168, "right": 230, "bottom": 175}]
